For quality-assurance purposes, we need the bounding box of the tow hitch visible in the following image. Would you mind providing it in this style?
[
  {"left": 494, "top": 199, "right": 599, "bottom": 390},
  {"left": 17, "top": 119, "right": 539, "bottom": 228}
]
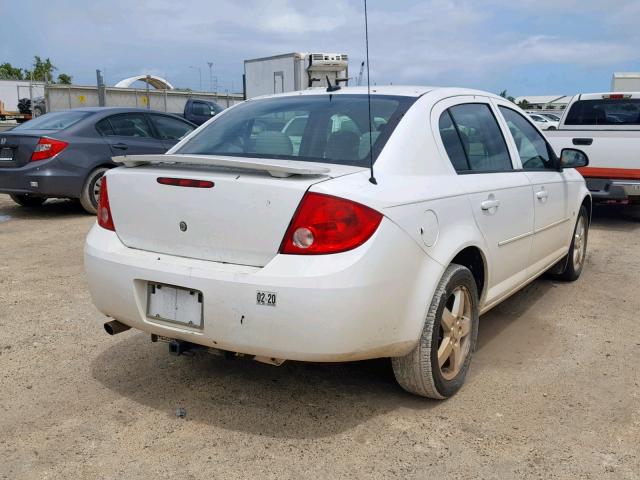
[{"left": 150, "top": 334, "right": 285, "bottom": 365}]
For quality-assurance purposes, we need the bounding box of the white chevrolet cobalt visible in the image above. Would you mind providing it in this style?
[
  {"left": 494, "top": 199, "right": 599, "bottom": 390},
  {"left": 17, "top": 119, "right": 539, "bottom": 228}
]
[{"left": 85, "top": 87, "right": 591, "bottom": 399}]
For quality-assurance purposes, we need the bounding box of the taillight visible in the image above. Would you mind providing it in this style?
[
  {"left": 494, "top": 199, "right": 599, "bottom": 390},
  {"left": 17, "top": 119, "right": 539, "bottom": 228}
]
[
  {"left": 30, "top": 137, "right": 68, "bottom": 161},
  {"left": 280, "top": 192, "right": 383, "bottom": 255},
  {"left": 97, "top": 176, "right": 115, "bottom": 231},
  {"left": 157, "top": 177, "right": 214, "bottom": 188}
]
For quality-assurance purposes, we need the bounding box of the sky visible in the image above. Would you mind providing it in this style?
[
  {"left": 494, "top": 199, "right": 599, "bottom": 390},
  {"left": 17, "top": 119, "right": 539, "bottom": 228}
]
[{"left": 2, "top": 0, "right": 639, "bottom": 96}]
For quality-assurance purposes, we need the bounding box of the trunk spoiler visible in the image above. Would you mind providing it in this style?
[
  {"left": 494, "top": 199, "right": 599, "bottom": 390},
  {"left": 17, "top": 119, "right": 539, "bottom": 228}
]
[{"left": 112, "top": 154, "right": 331, "bottom": 178}]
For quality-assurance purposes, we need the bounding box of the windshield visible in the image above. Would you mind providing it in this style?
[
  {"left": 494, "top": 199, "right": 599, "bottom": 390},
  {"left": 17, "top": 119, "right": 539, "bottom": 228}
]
[
  {"left": 176, "top": 94, "right": 416, "bottom": 166},
  {"left": 542, "top": 113, "right": 560, "bottom": 121},
  {"left": 14, "top": 110, "right": 92, "bottom": 130}
]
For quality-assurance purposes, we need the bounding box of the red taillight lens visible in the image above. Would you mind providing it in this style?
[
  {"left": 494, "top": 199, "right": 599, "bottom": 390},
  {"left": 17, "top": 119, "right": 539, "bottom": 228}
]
[
  {"left": 30, "top": 137, "right": 68, "bottom": 161},
  {"left": 280, "top": 192, "right": 383, "bottom": 255},
  {"left": 157, "top": 177, "right": 214, "bottom": 188},
  {"left": 97, "top": 177, "right": 115, "bottom": 231}
]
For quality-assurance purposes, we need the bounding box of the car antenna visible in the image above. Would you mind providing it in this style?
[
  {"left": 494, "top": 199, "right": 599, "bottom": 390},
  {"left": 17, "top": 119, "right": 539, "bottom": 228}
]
[
  {"left": 364, "top": 0, "right": 377, "bottom": 184},
  {"left": 326, "top": 75, "right": 341, "bottom": 92}
]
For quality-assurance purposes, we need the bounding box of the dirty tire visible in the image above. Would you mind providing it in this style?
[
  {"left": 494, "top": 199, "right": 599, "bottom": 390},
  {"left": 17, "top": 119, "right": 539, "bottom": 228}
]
[
  {"left": 392, "top": 264, "right": 479, "bottom": 399},
  {"left": 10, "top": 194, "right": 46, "bottom": 208},
  {"left": 79, "top": 167, "right": 109, "bottom": 215},
  {"left": 552, "top": 205, "right": 589, "bottom": 282}
]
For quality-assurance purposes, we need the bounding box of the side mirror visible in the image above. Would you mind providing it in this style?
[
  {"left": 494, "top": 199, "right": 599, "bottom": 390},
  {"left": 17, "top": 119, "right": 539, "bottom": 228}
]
[{"left": 560, "top": 148, "right": 589, "bottom": 169}]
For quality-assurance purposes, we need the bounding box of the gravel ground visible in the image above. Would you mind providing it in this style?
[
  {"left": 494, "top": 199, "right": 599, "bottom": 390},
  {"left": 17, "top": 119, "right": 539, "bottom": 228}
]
[{"left": 0, "top": 194, "right": 638, "bottom": 479}]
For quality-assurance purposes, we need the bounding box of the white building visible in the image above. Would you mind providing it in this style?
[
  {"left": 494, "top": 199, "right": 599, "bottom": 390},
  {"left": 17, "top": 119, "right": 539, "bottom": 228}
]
[
  {"left": 514, "top": 95, "right": 571, "bottom": 111},
  {"left": 611, "top": 73, "right": 640, "bottom": 92}
]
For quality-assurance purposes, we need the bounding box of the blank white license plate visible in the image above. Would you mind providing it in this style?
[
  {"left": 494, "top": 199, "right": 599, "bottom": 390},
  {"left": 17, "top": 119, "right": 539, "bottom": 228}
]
[{"left": 147, "top": 283, "right": 203, "bottom": 328}]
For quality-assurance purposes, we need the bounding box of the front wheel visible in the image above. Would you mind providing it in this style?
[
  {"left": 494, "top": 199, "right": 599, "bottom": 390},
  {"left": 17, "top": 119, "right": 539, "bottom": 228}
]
[
  {"left": 79, "top": 167, "right": 109, "bottom": 214},
  {"left": 552, "top": 206, "right": 589, "bottom": 281},
  {"left": 392, "top": 264, "right": 479, "bottom": 399},
  {"left": 10, "top": 194, "right": 46, "bottom": 208}
]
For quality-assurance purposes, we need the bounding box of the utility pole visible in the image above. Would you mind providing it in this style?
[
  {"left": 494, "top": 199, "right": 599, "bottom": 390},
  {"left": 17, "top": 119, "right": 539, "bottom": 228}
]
[
  {"left": 96, "top": 69, "right": 106, "bottom": 106},
  {"left": 207, "top": 62, "right": 213, "bottom": 92}
]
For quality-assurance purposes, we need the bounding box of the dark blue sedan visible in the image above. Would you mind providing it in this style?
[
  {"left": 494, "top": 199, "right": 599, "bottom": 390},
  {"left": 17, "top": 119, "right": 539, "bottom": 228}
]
[{"left": 0, "top": 107, "right": 196, "bottom": 213}]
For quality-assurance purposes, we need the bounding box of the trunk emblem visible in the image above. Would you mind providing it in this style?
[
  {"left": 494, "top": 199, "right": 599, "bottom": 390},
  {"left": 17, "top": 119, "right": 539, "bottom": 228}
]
[{"left": 179, "top": 221, "right": 187, "bottom": 232}]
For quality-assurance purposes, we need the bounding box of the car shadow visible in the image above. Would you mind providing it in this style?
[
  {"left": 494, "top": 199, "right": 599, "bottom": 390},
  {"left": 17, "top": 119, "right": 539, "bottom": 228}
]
[
  {"left": 91, "top": 333, "right": 440, "bottom": 439},
  {"left": 91, "top": 278, "right": 559, "bottom": 439},
  {"left": 590, "top": 204, "right": 640, "bottom": 229},
  {"left": 0, "top": 196, "right": 89, "bottom": 220}
]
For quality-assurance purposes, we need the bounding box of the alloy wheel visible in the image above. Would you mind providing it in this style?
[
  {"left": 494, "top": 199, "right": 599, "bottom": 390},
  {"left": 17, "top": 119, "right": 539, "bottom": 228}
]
[{"left": 438, "top": 286, "right": 472, "bottom": 380}]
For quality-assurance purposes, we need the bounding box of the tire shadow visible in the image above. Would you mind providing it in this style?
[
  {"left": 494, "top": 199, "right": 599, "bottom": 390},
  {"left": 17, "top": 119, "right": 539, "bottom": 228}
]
[{"left": 0, "top": 195, "right": 89, "bottom": 220}]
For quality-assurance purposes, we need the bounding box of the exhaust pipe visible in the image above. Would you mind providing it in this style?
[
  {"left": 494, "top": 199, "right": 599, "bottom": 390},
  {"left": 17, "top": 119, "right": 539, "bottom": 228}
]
[{"left": 104, "top": 320, "right": 131, "bottom": 335}]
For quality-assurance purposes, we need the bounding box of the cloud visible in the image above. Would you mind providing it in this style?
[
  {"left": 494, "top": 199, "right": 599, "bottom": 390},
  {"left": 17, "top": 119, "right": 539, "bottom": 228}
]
[{"left": 3, "top": 0, "right": 640, "bottom": 95}]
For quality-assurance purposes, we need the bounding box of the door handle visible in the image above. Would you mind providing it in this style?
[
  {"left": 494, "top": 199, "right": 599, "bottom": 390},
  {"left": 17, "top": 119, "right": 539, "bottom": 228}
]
[
  {"left": 112, "top": 143, "right": 129, "bottom": 150},
  {"left": 481, "top": 199, "right": 500, "bottom": 211},
  {"left": 536, "top": 190, "right": 549, "bottom": 200},
  {"left": 572, "top": 138, "right": 593, "bottom": 146}
]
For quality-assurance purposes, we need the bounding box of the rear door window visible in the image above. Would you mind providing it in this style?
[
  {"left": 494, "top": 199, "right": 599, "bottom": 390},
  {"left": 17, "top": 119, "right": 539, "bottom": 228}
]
[
  {"left": 565, "top": 98, "right": 640, "bottom": 126},
  {"left": 149, "top": 114, "right": 195, "bottom": 140},
  {"left": 439, "top": 103, "right": 512, "bottom": 173},
  {"left": 105, "top": 114, "right": 154, "bottom": 138}
]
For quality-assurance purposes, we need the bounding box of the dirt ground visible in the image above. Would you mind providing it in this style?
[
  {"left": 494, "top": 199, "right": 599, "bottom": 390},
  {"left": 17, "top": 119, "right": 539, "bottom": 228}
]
[{"left": 0, "top": 194, "right": 638, "bottom": 480}]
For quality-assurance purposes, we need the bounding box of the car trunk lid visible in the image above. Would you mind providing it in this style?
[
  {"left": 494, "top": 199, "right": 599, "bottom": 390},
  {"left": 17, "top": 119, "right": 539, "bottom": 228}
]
[
  {"left": 107, "top": 156, "right": 365, "bottom": 267},
  {"left": 0, "top": 130, "right": 59, "bottom": 168}
]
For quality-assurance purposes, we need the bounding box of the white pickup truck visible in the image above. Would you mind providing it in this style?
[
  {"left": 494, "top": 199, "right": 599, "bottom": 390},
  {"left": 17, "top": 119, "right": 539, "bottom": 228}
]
[{"left": 546, "top": 92, "right": 640, "bottom": 204}]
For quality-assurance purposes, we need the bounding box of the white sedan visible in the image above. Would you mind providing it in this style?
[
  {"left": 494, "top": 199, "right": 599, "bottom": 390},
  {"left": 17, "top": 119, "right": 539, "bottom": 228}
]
[
  {"left": 528, "top": 112, "right": 560, "bottom": 130},
  {"left": 85, "top": 86, "right": 591, "bottom": 399}
]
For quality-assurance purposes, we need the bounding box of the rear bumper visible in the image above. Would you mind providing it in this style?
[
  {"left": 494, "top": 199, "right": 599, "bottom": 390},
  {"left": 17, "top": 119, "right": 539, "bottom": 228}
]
[
  {"left": 84, "top": 220, "right": 442, "bottom": 362},
  {"left": 585, "top": 177, "right": 640, "bottom": 201},
  {"left": 0, "top": 159, "right": 82, "bottom": 197}
]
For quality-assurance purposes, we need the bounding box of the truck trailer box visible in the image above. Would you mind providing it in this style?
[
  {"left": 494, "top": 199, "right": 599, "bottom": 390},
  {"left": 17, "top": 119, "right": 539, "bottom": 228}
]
[{"left": 244, "top": 52, "right": 349, "bottom": 99}]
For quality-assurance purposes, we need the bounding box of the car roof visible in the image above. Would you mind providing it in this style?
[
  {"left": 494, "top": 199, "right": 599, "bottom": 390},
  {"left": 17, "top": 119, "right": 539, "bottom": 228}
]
[
  {"left": 66, "top": 107, "right": 170, "bottom": 114},
  {"left": 250, "top": 85, "right": 506, "bottom": 101}
]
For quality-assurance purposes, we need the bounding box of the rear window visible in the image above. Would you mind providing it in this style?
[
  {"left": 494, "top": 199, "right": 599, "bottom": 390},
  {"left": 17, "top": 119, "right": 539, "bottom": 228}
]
[
  {"left": 176, "top": 95, "right": 416, "bottom": 166},
  {"left": 14, "top": 110, "right": 92, "bottom": 130},
  {"left": 565, "top": 99, "right": 640, "bottom": 126}
]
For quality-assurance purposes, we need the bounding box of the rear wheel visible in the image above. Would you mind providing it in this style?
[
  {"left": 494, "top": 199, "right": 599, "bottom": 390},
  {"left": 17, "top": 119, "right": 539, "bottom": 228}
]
[
  {"left": 392, "top": 264, "right": 479, "bottom": 399},
  {"left": 79, "top": 167, "right": 109, "bottom": 214},
  {"left": 10, "top": 194, "right": 46, "bottom": 208},
  {"left": 552, "top": 206, "right": 589, "bottom": 281}
]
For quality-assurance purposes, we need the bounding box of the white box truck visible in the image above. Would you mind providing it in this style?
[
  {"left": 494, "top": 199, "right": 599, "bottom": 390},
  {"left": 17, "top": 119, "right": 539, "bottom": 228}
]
[{"left": 244, "top": 52, "right": 349, "bottom": 99}]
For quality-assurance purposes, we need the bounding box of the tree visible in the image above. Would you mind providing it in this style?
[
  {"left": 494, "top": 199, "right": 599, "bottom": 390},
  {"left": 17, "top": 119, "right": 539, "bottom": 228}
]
[
  {"left": 0, "top": 62, "right": 24, "bottom": 80},
  {"left": 499, "top": 89, "right": 516, "bottom": 103},
  {"left": 517, "top": 99, "right": 531, "bottom": 110},
  {"left": 56, "top": 73, "right": 72, "bottom": 85},
  {"left": 24, "top": 56, "right": 57, "bottom": 82},
  {"left": 2, "top": 56, "right": 73, "bottom": 84}
]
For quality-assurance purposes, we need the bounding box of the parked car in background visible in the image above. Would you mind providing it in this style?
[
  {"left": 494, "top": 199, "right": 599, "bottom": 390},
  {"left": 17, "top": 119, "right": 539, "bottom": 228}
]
[
  {"left": 540, "top": 112, "right": 561, "bottom": 122},
  {"left": 0, "top": 107, "right": 195, "bottom": 213},
  {"left": 182, "top": 98, "right": 224, "bottom": 126},
  {"left": 546, "top": 92, "right": 640, "bottom": 204},
  {"left": 528, "top": 113, "right": 559, "bottom": 130},
  {"left": 85, "top": 87, "right": 591, "bottom": 399}
]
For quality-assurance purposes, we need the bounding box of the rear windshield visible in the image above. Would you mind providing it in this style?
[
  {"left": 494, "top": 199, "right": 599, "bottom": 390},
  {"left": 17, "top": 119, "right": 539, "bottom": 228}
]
[
  {"left": 14, "top": 110, "right": 92, "bottom": 130},
  {"left": 176, "top": 94, "right": 416, "bottom": 166},
  {"left": 565, "top": 99, "right": 640, "bottom": 126}
]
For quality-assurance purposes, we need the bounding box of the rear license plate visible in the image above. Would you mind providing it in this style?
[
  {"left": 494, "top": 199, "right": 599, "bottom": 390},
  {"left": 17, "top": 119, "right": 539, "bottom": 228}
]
[
  {"left": 147, "top": 283, "right": 203, "bottom": 328},
  {"left": 0, "top": 148, "right": 13, "bottom": 160}
]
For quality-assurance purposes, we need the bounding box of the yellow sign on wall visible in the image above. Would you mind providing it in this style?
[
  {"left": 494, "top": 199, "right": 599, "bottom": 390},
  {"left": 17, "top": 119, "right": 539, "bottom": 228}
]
[
  {"left": 78, "top": 95, "right": 86, "bottom": 104},
  {"left": 141, "top": 96, "right": 148, "bottom": 105}
]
